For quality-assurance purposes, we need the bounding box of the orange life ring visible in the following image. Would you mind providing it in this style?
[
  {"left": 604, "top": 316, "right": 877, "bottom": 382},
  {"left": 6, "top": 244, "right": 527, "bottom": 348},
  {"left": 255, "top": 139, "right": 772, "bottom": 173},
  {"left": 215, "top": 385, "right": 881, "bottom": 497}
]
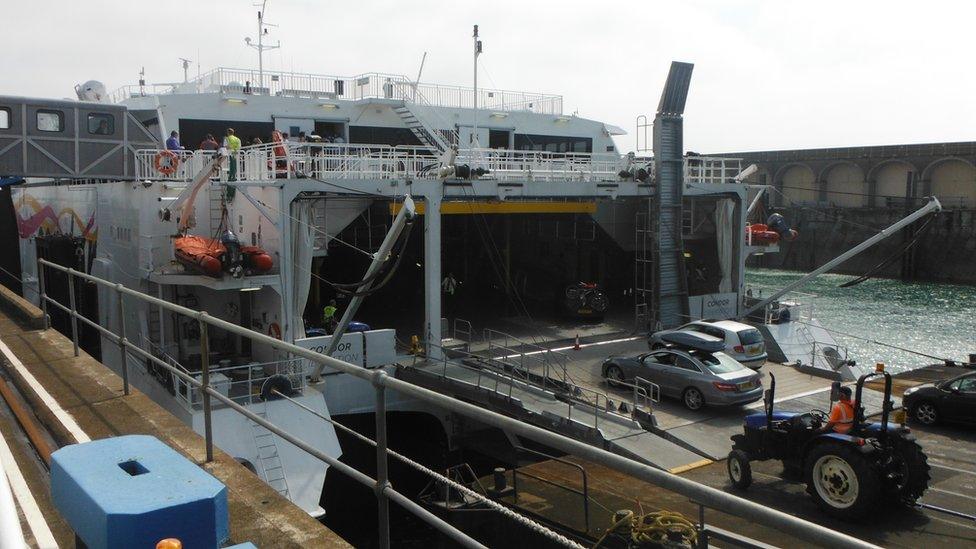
[
  {"left": 153, "top": 150, "right": 180, "bottom": 175},
  {"left": 268, "top": 322, "right": 282, "bottom": 339}
]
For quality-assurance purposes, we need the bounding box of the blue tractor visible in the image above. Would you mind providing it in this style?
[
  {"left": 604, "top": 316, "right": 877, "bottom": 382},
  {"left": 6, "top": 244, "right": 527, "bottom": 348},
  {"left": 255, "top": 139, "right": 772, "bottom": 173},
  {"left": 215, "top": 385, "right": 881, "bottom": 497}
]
[{"left": 726, "top": 371, "right": 930, "bottom": 518}]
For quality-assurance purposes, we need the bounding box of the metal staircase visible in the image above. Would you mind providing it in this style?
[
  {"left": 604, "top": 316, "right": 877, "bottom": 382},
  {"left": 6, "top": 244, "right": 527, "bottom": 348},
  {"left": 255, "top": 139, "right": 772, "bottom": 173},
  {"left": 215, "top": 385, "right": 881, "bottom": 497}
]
[
  {"left": 250, "top": 407, "right": 291, "bottom": 498},
  {"left": 392, "top": 103, "right": 453, "bottom": 154}
]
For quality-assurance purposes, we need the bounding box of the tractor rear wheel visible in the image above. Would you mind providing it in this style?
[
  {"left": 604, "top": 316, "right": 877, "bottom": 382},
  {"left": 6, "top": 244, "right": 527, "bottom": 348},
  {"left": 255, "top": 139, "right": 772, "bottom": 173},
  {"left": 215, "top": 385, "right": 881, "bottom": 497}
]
[
  {"left": 727, "top": 449, "right": 752, "bottom": 489},
  {"left": 805, "top": 442, "right": 880, "bottom": 519},
  {"left": 887, "top": 438, "right": 931, "bottom": 506}
]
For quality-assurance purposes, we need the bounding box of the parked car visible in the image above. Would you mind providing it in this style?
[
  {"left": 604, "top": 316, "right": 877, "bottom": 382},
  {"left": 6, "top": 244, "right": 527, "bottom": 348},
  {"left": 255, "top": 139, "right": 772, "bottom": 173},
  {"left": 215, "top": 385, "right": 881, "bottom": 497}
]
[
  {"left": 902, "top": 372, "right": 976, "bottom": 426},
  {"left": 649, "top": 320, "right": 768, "bottom": 369},
  {"left": 602, "top": 341, "right": 763, "bottom": 411}
]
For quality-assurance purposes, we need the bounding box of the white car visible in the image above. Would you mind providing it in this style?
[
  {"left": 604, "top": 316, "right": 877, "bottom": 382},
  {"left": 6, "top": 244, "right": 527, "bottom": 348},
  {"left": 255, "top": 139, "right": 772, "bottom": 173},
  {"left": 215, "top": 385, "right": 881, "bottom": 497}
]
[{"left": 650, "top": 320, "right": 767, "bottom": 369}]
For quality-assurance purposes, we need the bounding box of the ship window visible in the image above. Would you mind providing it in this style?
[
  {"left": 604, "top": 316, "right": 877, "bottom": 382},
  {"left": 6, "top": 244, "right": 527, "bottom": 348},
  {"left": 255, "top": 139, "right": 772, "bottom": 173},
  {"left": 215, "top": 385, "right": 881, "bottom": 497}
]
[
  {"left": 37, "top": 110, "right": 64, "bottom": 132},
  {"left": 334, "top": 80, "right": 344, "bottom": 96},
  {"left": 514, "top": 133, "right": 592, "bottom": 154},
  {"left": 0, "top": 108, "right": 9, "bottom": 129},
  {"left": 87, "top": 113, "right": 114, "bottom": 135}
]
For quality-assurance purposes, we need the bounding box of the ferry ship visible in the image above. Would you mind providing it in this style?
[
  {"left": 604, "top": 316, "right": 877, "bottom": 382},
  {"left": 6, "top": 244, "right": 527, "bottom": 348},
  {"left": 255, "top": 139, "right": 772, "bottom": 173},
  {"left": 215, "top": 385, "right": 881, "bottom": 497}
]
[{"left": 0, "top": 50, "right": 854, "bottom": 520}]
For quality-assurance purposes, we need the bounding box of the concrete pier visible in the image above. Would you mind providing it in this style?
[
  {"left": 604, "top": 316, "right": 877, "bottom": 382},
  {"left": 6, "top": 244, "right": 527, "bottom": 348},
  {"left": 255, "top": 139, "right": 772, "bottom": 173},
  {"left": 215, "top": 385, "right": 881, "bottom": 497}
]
[{"left": 0, "top": 299, "right": 349, "bottom": 548}]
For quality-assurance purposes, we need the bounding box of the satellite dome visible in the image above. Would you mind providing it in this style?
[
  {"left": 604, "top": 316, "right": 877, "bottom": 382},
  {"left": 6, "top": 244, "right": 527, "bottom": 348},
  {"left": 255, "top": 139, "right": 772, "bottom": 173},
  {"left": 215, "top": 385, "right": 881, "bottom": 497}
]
[{"left": 75, "top": 80, "right": 108, "bottom": 102}]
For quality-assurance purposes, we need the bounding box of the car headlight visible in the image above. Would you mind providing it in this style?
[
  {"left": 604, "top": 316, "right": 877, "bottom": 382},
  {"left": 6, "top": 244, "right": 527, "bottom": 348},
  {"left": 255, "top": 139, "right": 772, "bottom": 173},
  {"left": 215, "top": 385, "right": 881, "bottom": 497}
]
[{"left": 903, "top": 387, "right": 918, "bottom": 396}]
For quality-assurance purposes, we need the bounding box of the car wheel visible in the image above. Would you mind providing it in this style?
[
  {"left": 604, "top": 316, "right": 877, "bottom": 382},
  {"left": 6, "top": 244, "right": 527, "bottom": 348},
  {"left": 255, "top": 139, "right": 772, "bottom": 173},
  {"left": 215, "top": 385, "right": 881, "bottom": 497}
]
[
  {"left": 911, "top": 402, "right": 939, "bottom": 425},
  {"left": 682, "top": 387, "right": 705, "bottom": 411},
  {"left": 605, "top": 365, "right": 625, "bottom": 388},
  {"left": 650, "top": 342, "right": 665, "bottom": 350},
  {"left": 727, "top": 449, "right": 752, "bottom": 489}
]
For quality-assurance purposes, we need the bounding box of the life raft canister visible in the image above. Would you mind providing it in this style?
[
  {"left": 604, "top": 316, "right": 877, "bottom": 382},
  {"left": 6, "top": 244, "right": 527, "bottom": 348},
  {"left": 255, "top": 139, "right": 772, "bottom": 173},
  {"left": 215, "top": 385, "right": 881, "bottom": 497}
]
[{"left": 153, "top": 149, "right": 180, "bottom": 175}]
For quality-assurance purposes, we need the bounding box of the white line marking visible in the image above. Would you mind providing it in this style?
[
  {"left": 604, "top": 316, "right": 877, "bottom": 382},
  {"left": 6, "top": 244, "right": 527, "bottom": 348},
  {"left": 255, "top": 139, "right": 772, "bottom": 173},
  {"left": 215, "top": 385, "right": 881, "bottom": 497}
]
[
  {"left": 929, "top": 461, "right": 976, "bottom": 477},
  {"left": 930, "top": 487, "right": 976, "bottom": 502},
  {"left": 501, "top": 336, "right": 643, "bottom": 360},
  {"left": 0, "top": 429, "right": 59, "bottom": 548},
  {"left": 0, "top": 339, "right": 90, "bottom": 443}
]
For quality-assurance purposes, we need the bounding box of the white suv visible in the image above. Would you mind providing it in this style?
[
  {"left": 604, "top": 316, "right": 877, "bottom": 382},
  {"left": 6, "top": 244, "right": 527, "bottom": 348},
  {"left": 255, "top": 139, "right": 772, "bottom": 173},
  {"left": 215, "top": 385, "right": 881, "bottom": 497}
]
[{"left": 650, "top": 320, "right": 768, "bottom": 369}]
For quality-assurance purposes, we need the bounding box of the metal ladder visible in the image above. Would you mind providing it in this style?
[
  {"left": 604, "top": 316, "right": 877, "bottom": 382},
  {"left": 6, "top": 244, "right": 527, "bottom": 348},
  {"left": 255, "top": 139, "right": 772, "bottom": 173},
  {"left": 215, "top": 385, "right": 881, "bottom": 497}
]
[
  {"left": 311, "top": 198, "right": 329, "bottom": 252},
  {"left": 208, "top": 184, "right": 224, "bottom": 234},
  {"left": 250, "top": 407, "right": 291, "bottom": 498}
]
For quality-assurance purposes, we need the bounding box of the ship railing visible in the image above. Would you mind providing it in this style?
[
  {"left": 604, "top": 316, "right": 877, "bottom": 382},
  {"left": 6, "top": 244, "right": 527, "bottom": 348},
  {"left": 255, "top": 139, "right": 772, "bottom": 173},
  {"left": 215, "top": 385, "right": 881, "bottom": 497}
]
[
  {"left": 457, "top": 149, "right": 622, "bottom": 182},
  {"left": 34, "top": 258, "right": 878, "bottom": 549},
  {"left": 111, "top": 67, "right": 563, "bottom": 114},
  {"left": 483, "top": 328, "right": 571, "bottom": 386},
  {"left": 684, "top": 156, "right": 745, "bottom": 185},
  {"left": 172, "top": 358, "right": 306, "bottom": 410},
  {"left": 135, "top": 149, "right": 223, "bottom": 182},
  {"left": 137, "top": 143, "right": 740, "bottom": 187}
]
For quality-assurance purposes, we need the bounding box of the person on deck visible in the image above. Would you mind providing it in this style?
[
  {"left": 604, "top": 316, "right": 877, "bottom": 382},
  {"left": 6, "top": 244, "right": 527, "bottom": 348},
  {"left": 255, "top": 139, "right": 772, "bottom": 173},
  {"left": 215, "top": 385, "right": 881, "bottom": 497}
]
[
  {"left": 165, "top": 131, "right": 184, "bottom": 151},
  {"left": 224, "top": 128, "right": 242, "bottom": 183},
  {"left": 442, "top": 272, "right": 459, "bottom": 316},
  {"left": 322, "top": 300, "right": 339, "bottom": 333},
  {"left": 819, "top": 386, "right": 856, "bottom": 434},
  {"left": 199, "top": 134, "right": 219, "bottom": 151}
]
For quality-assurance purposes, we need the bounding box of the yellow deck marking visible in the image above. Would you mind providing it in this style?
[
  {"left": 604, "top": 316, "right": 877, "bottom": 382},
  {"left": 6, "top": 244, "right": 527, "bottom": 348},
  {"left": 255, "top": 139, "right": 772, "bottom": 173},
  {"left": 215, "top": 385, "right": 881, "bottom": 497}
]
[{"left": 668, "top": 459, "right": 713, "bottom": 475}]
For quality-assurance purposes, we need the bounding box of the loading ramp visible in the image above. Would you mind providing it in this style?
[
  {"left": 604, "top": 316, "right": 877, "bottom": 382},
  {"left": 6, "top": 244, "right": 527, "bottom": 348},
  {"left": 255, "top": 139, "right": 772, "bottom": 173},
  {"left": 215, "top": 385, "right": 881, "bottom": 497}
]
[{"left": 397, "top": 353, "right": 706, "bottom": 472}]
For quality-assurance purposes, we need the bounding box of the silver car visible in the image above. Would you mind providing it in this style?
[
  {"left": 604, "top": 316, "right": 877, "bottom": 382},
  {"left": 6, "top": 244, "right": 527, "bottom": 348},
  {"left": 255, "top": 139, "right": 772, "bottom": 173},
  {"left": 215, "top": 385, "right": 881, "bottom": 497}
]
[
  {"left": 649, "top": 320, "right": 768, "bottom": 370},
  {"left": 602, "top": 348, "right": 763, "bottom": 410}
]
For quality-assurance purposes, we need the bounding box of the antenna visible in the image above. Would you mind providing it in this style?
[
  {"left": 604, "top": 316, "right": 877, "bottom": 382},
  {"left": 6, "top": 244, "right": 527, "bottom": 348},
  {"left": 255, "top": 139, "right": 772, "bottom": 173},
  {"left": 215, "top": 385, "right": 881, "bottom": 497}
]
[
  {"left": 178, "top": 58, "right": 193, "bottom": 83},
  {"left": 472, "top": 25, "right": 483, "bottom": 148},
  {"left": 244, "top": 0, "right": 281, "bottom": 92},
  {"left": 138, "top": 67, "right": 146, "bottom": 96}
]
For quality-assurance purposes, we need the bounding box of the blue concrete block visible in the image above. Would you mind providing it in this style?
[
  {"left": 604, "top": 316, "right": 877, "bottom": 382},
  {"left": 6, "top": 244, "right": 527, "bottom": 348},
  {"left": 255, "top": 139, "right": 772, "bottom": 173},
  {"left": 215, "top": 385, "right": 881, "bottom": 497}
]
[{"left": 50, "top": 435, "right": 228, "bottom": 549}]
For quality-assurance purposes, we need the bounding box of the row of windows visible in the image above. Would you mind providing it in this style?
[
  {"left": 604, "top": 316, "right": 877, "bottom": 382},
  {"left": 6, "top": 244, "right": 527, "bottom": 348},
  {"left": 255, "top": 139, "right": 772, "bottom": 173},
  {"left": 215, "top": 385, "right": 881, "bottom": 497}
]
[
  {"left": 0, "top": 107, "right": 115, "bottom": 135},
  {"left": 514, "top": 133, "right": 593, "bottom": 154}
]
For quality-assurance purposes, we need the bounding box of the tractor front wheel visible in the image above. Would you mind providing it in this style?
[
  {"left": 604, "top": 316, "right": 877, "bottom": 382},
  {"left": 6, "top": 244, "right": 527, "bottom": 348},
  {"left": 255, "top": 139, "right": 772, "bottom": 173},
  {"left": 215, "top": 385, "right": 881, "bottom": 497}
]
[
  {"left": 727, "top": 449, "right": 752, "bottom": 489},
  {"left": 805, "top": 443, "right": 880, "bottom": 519}
]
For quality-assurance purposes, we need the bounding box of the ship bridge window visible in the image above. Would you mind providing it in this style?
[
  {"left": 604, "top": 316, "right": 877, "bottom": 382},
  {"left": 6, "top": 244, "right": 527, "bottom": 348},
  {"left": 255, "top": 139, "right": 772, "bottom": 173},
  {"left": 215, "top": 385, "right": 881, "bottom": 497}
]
[
  {"left": 0, "top": 108, "right": 9, "bottom": 129},
  {"left": 36, "top": 109, "right": 64, "bottom": 133},
  {"left": 87, "top": 113, "right": 115, "bottom": 135},
  {"left": 514, "top": 133, "right": 592, "bottom": 154}
]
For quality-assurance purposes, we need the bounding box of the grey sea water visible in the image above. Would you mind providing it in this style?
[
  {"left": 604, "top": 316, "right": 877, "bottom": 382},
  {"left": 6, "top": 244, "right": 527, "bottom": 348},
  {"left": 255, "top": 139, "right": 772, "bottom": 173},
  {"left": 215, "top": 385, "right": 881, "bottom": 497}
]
[{"left": 745, "top": 269, "right": 976, "bottom": 373}]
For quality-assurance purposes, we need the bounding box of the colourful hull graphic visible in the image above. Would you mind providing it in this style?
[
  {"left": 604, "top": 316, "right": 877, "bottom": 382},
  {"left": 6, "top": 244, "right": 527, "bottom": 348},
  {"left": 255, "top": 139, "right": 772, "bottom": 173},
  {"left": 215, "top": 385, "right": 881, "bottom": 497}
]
[{"left": 16, "top": 194, "right": 97, "bottom": 241}]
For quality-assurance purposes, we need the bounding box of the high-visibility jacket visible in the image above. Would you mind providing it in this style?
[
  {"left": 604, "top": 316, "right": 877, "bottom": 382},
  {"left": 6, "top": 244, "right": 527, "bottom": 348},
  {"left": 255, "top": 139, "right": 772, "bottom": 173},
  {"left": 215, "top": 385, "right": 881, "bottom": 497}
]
[
  {"left": 829, "top": 400, "right": 855, "bottom": 434},
  {"left": 322, "top": 305, "right": 337, "bottom": 322}
]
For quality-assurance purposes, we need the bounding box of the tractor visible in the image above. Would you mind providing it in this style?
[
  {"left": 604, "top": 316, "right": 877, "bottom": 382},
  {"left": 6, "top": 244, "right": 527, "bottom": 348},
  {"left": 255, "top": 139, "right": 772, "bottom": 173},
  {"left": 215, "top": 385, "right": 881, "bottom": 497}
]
[{"left": 726, "top": 370, "right": 930, "bottom": 518}]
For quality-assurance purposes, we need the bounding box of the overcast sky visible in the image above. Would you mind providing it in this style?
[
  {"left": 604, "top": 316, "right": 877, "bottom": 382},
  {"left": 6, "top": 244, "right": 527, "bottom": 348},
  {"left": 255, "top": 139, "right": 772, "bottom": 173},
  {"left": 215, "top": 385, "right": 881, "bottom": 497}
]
[{"left": 2, "top": 0, "right": 973, "bottom": 153}]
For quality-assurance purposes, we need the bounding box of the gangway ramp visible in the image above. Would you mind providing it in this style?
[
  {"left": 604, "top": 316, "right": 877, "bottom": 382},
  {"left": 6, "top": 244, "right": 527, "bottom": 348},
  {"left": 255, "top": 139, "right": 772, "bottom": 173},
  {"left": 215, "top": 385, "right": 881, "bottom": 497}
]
[{"left": 398, "top": 357, "right": 706, "bottom": 472}]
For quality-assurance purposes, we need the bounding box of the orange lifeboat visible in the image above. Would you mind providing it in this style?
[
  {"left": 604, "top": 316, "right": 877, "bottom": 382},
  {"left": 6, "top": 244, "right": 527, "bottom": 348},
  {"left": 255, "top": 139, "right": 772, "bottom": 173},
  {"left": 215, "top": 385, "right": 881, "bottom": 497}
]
[
  {"left": 174, "top": 235, "right": 273, "bottom": 277},
  {"left": 747, "top": 223, "right": 780, "bottom": 245}
]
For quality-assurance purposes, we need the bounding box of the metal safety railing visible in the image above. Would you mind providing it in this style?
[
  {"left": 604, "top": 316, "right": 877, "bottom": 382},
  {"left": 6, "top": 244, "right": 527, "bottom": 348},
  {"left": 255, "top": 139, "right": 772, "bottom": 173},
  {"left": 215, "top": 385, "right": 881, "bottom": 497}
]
[
  {"left": 33, "top": 258, "right": 879, "bottom": 549},
  {"left": 684, "top": 156, "right": 745, "bottom": 185},
  {"left": 135, "top": 143, "right": 749, "bottom": 189},
  {"left": 511, "top": 446, "right": 593, "bottom": 534},
  {"left": 110, "top": 68, "right": 564, "bottom": 115}
]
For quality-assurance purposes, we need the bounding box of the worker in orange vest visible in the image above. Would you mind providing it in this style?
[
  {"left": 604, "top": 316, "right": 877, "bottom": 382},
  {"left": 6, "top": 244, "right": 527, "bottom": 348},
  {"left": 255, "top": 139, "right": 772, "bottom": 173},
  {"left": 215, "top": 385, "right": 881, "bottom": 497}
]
[{"left": 820, "top": 386, "right": 856, "bottom": 434}]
